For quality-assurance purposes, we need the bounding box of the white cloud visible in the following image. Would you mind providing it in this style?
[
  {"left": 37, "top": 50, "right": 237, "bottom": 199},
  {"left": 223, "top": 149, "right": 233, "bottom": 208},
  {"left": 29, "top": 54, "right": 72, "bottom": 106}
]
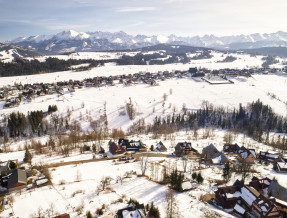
[{"left": 117, "top": 7, "right": 156, "bottom": 12}]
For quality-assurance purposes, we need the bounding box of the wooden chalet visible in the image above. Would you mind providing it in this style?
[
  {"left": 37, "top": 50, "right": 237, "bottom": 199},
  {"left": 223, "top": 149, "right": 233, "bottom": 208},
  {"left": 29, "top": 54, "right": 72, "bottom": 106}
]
[
  {"left": 215, "top": 185, "right": 242, "bottom": 208},
  {"left": 249, "top": 177, "right": 271, "bottom": 194},
  {"left": 109, "top": 142, "right": 125, "bottom": 155},
  {"left": 202, "top": 143, "right": 219, "bottom": 160},
  {"left": 273, "top": 159, "right": 287, "bottom": 173},
  {"left": 7, "top": 169, "right": 27, "bottom": 192},
  {"left": 174, "top": 142, "right": 197, "bottom": 156},
  {"left": 252, "top": 194, "right": 281, "bottom": 218},
  {"left": 258, "top": 151, "right": 282, "bottom": 163},
  {"left": 223, "top": 143, "right": 240, "bottom": 153},
  {"left": 114, "top": 203, "right": 146, "bottom": 218},
  {"left": 155, "top": 141, "right": 167, "bottom": 152},
  {"left": 238, "top": 146, "right": 256, "bottom": 164},
  {"left": 211, "top": 152, "right": 229, "bottom": 165}
]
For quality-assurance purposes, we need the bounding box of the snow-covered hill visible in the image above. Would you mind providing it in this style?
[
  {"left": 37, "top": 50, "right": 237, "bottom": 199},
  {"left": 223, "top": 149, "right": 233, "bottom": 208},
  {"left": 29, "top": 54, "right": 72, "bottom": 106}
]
[
  {"left": 6, "top": 30, "right": 287, "bottom": 54},
  {"left": 0, "top": 43, "right": 42, "bottom": 62}
]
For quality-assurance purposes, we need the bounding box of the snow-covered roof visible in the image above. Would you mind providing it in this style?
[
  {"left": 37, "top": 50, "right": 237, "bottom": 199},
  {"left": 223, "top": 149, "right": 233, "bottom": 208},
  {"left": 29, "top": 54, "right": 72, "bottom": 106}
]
[
  {"left": 122, "top": 209, "right": 145, "bottom": 218},
  {"left": 277, "top": 162, "right": 287, "bottom": 170},
  {"left": 240, "top": 186, "right": 257, "bottom": 206},
  {"left": 226, "top": 191, "right": 241, "bottom": 199},
  {"left": 234, "top": 204, "right": 245, "bottom": 214}
]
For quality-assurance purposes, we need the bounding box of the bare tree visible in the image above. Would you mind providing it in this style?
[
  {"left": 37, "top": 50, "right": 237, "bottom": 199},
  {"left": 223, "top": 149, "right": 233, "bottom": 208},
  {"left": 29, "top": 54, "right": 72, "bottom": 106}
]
[
  {"left": 75, "top": 169, "right": 82, "bottom": 182},
  {"left": 99, "top": 176, "right": 112, "bottom": 191},
  {"left": 150, "top": 162, "right": 155, "bottom": 181},
  {"left": 126, "top": 98, "right": 136, "bottom": 120},
  {"left": 163, "top": 93, "right": 168, "bottom": 101},
  {"left": 193, "top": 124, "right": 199, "bottom": 141},
  {"left": 165, "top": 189, "right": 179, "bottom": 218},
  {"left": 8, "top": 195, "right": 14, "bottom": 213},
  {"left": 116, "top": 175, "right": 124, "bottom": 185},
  {"left": 236, "top": 160, "right": 251, "bottom": 183},
  {"left": 223, "top": 131, "right": 234, "bottom": 144},
  {"left": 139, "top": 156, "right": 149, "bottom": 176},
  {"left": 182, "top": 156, "right": 188, "bottom": 173}
]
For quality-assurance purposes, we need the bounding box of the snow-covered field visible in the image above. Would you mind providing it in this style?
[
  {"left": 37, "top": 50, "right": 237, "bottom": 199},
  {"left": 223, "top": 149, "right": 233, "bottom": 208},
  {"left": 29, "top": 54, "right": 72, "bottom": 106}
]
[
  {"left": 1, "top": 51, "right": 287, "bottom": 217},
  {"left": 1, "top": 50, "right": 286, "bottom": 87},
  {"left": 1, "top": 74, "right": 287, "bottom": 135}
]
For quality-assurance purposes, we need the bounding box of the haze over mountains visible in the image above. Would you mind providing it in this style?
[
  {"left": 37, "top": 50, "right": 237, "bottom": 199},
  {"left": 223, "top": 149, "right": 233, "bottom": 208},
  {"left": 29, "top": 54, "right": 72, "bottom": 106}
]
[{"left": 4, "top": 30, "right": 287, "bottom": 54}]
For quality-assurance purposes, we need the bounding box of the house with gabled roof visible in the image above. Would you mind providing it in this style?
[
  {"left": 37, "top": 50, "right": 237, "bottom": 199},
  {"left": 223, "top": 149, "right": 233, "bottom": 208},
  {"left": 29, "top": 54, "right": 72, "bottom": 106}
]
[
  {"left": 118, "top": 138, "right": 130, "bottom": 147},
  {"left": 202, "top": 143, "right": 219, "bottom": 159},
  {"left": 109, "top": 142, "right": 126, "bottom": 155},
  {"left": 252, "top": 194, "right": 280, "bottom": 218},
  {"left": 155, "top": 141, "right": 167, "bottom": 152},
  {"left": 7, "top": 168, "right": 27, "bottom": 192},
  {"left": 258, "top": 151, "right": 282, "bottom": 163},
  {"left": 211, "top": 152, "right": 229, "bottom": 165},
  {"left": 238, "top": 146, "right": 256, "bottom": 164},
  {"left": 273, "top": 159, "right": 287, "bottom": 173},
  {"left": 223, "top": 143, "right": 240, "bottom": 153},
  {"left": 249, "top": 177, "right": 271, "bottom": 194},
  {"left": 174, "top": 142, "right": 197, "bottom": 156},
  {"left": 114, "top": 202, "right": 146, "bottom": 218},
  {"left": 215, "top": 185, "right": 242, "bottom": 209}
]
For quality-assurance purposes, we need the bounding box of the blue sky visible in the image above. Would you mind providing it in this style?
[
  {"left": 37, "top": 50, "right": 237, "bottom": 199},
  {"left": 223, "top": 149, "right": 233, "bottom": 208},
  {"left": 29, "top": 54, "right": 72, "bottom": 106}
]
[{"left": 1, "top": 0, "right": 287, "bottom": 41}]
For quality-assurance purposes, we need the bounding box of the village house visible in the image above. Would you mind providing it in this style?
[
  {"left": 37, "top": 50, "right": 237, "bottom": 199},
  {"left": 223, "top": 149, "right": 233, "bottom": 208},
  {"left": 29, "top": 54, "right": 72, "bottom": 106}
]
[
  {"left": 201, "top": 144, "right": 220, "bottom": 163},
  {"left": 7, "top": 168, "right": 27, "bottom": 192},
  {"left": 114, "top": 202, "right": 146, "bottom": 218},
  {"left": 252, "top": 194, "right": 281, "bottom": 218},
  {"left": 258, "top": 151, "right": 282, "bottom": 163},
  {"left": 109, "top": 142, "right": 125, "bottom": 155},
  {"left": 273, "top": 159, "right": 287, "bottom": 173},
  {"left": 0, "top": 160, "right": 18, "bottom": 176},
  {"left": 155, "top": 141, "right": 167, "bottom": 152},
  {"left": 215, "top": 182, "right": 243, "bottom": 209},
  {"left": 118, "top": 139, "right": 147, "bottom": 152},
  {"left": 249, "top": 177, "right": 271, "bottom": 194},
  {"left": 238, "top": 146, "right": 256, "bottom": 164},
  {"left": 223, "top": 143, "right": 240, "bottom": 153},
  {"left": 211, "top": 152, "right": 229, "bottom": 165},
  {"left": 174, "top": 142, "right": 197, "bottom": 156}
]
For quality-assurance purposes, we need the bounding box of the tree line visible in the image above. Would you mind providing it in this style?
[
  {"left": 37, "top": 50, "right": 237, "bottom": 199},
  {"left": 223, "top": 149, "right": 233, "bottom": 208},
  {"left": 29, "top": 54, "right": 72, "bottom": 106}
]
[
  {"left": 130, "top": 99, "right": 287, "bottom": 152},
  {"left": 0, "top": 57, "right": 107, "bottom": 77}
]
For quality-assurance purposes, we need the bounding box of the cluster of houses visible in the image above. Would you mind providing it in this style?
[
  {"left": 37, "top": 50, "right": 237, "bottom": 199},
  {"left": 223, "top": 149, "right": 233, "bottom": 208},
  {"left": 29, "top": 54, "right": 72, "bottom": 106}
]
[
  {"left": 215, "top": 177, "right": 287, "bottom": 217},
  {"left": 0, "top": 160, "right": 48, "bottom": 196},
  {"left": 109, "top": 139, "right": 147, "bottom": 155},
  {"left": 2, "top": 65, "right": 286, "bottom": 108}
]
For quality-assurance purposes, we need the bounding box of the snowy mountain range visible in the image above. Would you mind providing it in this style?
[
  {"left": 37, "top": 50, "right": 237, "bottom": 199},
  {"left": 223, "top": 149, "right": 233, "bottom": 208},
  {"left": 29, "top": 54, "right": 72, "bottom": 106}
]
[{"left": 5, "top": 30, "right": 287, "bottom": 54}]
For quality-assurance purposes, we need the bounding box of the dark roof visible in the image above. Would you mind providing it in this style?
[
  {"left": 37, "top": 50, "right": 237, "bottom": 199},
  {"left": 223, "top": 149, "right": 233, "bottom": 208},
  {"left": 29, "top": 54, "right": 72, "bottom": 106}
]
[
  {"left": 118, "top": 138, "right": 130, "bottom": 146},
  {"left": 211, "top": 152, "right": 227, "bottom": 164},
  {"left": 233, "top": 179, "right": 244, "bottom": 189},
  {"left": 268, "top": 181, "right": 287, "bottom": 202},
  {"left": 203, "top": 143, "right": 218, "bottom": 153},
  {"left": 115, "top": 203, "right": 146, "bottom": 218},
  {"left": 7, "top": 169, "right": 27, "bottom": 189}
]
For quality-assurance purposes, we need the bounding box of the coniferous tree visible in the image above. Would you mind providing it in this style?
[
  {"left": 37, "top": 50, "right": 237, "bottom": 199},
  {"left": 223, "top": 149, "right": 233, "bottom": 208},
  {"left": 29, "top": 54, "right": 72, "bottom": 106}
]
[
  {"left": 222, "top": 162, "right": 231, "bottom": 181},
  {"left": 197, "top": 172, "right": 204, "bottom": 183},
  {"left": 23, "top": 147, "right": 32, "bottom": 164},
  {"left": 192, "top": 172, "right": 197, "bottom": 180}
]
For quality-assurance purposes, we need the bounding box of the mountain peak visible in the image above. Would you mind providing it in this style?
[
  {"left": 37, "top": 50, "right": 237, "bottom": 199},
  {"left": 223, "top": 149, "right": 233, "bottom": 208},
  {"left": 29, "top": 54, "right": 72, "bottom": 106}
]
[{"left": 6, "top": 30, "right": 287, "bottom": 54}]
